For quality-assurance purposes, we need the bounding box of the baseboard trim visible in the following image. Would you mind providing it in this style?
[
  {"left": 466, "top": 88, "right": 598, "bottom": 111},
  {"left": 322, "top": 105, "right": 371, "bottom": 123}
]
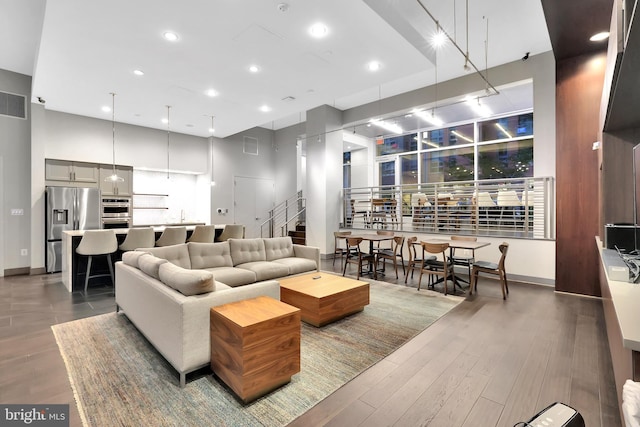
[
  {"left": 30, "top": 267, "right": 46, "bottom": 275},
  {"left": 4, "top": 267, "right": 30, "bottom": 277}
]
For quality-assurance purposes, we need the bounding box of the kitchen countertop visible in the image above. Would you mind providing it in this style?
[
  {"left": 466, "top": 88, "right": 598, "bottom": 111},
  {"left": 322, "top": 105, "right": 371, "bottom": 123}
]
[
  {"left": 61, "top": 224, "right": 221, "bottom": 237},
  {"left": 597, "top": 237, "right": 640, "bottom": 352}
]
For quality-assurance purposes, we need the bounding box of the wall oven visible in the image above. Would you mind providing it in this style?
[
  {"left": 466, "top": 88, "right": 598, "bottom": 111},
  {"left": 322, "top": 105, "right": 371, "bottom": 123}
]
[{"left": 102, "top": 197, "right": 131, "bottom": 229}]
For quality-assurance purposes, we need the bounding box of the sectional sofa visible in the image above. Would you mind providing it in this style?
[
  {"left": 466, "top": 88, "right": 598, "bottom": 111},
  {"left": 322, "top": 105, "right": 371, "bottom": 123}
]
[{"left": 115, "top": 236, "right": 320, "bottom": 386}]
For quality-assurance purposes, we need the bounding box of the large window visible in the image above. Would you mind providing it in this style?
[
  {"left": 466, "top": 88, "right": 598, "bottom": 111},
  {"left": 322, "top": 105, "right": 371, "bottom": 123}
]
[
  {"left": 376, "top": 133, "right": 418, "bottom": 156},
  {"left": 376, "top": 112, "right": 533, "bottom": 184},
  {"left": 421, "top": 146, "right": 475, "bottom": 183},
  {"left": 477, "top": 139, "right": 533, "bottom": 179}
]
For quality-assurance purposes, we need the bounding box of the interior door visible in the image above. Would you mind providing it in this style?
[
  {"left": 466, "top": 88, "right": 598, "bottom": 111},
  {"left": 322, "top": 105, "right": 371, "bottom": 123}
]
[
  {"left": 234, "top": 176, "right": 275, "bottom": 238},
  {"left": 0, "top": 157, "right": 3, "bottom": 276}
]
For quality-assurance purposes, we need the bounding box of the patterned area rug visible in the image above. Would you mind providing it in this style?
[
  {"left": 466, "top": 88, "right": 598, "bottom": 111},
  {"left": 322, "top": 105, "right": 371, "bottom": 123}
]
[{"left": 52, "top": 278, "right": 462, "bottom": 427}]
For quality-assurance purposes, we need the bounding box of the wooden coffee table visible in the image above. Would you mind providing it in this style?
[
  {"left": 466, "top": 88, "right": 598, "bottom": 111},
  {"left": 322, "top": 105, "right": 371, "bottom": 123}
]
[
  {"left": 279, "top": 272, "right": 370, "bottom": 327},
  {"left": 210, "top": 296, "right": 300, "bottom": 403}
]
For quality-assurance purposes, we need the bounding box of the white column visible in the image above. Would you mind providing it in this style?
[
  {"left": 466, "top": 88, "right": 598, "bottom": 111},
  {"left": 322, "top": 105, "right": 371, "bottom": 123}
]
[{"left": 305, "top": 105, "right": 343, "bottom": 257}]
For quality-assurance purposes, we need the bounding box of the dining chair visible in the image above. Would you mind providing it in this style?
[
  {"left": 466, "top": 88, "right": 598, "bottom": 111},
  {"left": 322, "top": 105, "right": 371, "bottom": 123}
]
[
  {"left": 342, "top": 237, "right": 376, "bottom": 280},
  {"left": 187, "top": 225, "right": 216, "bottom": 243},
  {"left": 418, "top": 242, "right": 455, "bottom": 295},
  {"left": 387, "top": 199, "right": 399, "bottom": 228},
  {"left": 470, "top": 242, "right": 509, "bottom": 299},
  {"left": 370, "top": 198, "right": 388, "bottom": 228},
  {"left": 375, "top": 230, "right": 394, "bottom": 252},
  {"left": 448, "top": 235, "right": 477, "bottom": 280},
  {"left": 411, "top": 193, "right": 430, "bottom": 228},
  {"left": 333, "top": 231, "right": 352, "bottom": 268},
  {"left": 375, "top": 236, "right": 405, "bottom": 279},
  {"left": 405, "top": 237, "right": 434, "bottom": 284}
]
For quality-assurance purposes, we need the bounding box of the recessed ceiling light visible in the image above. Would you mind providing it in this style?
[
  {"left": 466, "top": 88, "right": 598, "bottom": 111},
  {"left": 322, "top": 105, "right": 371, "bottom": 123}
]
[
  {"left": 309, "top": 23, "right": 328, "bottom": 38},
  {"left": 205, "top": 89, "right": 218, "bottom": 97},
  {"left": 367, "top": 61, "right": 381, "bottom": 72},
  {"left": 249, "top": 65, "right": 260, "bottom": 73},
  {"left": 590, "top": 31, "right": 610, "bottom": 42},
  {"left": 133, "top": 69, "right": 144, "bottom": 76},
  {"left": 163, "top": 31, "right": 179, "bottom": 42},
  {"left": 259, "top": 105, "right": 271, "bottom": 112},
  {"left": 101, "top": 106, "right": 111, "bottom": 113},
  {"left": 162, "top": 118, "right": 169, "bottom": 124}
]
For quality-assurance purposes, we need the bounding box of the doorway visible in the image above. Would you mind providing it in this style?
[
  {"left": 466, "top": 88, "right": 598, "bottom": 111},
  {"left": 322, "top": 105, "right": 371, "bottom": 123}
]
[
  {"left": 0, "top": 157, "right": 4, "bottom": 276},
  {"left": 234, "top": 176, "right": 275, "bottom": 238}
]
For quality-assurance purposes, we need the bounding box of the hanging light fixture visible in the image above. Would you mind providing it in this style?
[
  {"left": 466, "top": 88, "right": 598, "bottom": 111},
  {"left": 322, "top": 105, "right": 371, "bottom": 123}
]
[
  {"left": 165, "top": 105, "right": 171, "bottom": 179},
  {"left": 105, "top": 92, "right": 124, "bottom": 182}
]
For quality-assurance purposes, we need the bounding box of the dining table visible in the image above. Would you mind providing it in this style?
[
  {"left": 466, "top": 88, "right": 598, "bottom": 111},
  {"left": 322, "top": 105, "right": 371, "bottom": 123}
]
[
  {"left": 349, "top": 233, "right": 396, "bottom": 277},
  {"left": 420, "top": 238, "right": 491, "bottom": 292}
]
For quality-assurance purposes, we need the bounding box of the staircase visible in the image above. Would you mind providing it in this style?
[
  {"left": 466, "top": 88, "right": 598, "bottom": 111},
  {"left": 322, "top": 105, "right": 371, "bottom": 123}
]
[
  {"left": 260, "top": 191, "right": 306, "bottom": 244},
  {"left": 288, "top": 225, "right": 306, "bottom": 245}
]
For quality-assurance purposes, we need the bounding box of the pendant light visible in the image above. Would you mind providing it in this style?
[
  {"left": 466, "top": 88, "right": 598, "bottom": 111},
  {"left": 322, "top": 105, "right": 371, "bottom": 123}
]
[
  {"left": 209, "top": 115, "right": 216, "bottom": 187},
  {"left": 105, "top": 92, "right": 124, "bottom": 182},
  {"left": 166, "top": 105, "right": 171, "bottom": 179}
]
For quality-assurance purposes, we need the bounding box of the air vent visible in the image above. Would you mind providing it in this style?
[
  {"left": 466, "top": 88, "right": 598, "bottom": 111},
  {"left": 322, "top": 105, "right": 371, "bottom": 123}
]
[
  {"left": 243, "top": 137, "right": 259, "bottom": 155},
  {"left": 0, "top": 91, "right": 26, "bottom": 119}
]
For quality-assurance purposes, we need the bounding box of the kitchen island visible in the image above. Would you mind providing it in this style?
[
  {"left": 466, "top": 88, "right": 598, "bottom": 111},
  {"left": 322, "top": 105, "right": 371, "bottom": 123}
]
[{"left": 61, "top": 224, "right": 224, "bottom": 292}]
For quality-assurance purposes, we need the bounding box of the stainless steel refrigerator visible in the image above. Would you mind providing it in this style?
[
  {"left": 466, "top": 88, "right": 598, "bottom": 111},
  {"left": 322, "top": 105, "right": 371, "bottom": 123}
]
[{"left": 45, "top": 186, "right": 101, "bottom": 273}]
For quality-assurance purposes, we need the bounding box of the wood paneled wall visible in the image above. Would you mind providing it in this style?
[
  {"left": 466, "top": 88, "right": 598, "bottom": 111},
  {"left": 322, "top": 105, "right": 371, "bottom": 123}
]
[{"left": 556, "top": 52, "right": 607, "bottom": 296}]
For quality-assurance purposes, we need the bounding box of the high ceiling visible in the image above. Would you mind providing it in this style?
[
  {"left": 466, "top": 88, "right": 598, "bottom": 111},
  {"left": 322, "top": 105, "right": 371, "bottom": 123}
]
[{"left": 2, "top": 0, "right": 553, "bottom": 138}]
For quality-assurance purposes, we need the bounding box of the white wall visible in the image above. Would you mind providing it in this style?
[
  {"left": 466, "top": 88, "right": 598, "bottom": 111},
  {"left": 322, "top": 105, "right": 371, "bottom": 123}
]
[
  {"left": 274, "top": 123, "right": 305, "bottom": 203},
  {"left": 0, "top": 69, "right": 31, "bottom": 272},
  {"left": 41, "top": 110, "right": 208, "bottom": 173},
  {"left": 211, "top": 127, "right": 277, "bottom": 224},
  {"left": 132, "top": 170, "right": 204, "bottom": 225}
]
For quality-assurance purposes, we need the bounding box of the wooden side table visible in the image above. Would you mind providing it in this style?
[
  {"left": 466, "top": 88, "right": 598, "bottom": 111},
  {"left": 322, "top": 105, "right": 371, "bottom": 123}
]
[{"left": 210, "top": 296, "right": 300, "bottom": 403}]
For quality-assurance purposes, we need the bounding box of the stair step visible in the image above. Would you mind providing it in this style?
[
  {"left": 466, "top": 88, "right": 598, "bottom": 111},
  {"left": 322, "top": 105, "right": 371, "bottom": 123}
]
[{"left": 288, "top": 230, "right": 306, "bottom": 245}]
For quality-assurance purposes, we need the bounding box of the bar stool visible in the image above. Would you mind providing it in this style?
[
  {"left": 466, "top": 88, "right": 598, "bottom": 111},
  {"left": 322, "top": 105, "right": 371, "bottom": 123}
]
[
  {"left": 76, "top": 230, "right": 118, "bottom": 293},
  {"left": 187, "top": 225, "right": 216, "bottom": 243},
  {"left": 155, "top": 226, "right": 187, "bottom": 247},
  {"left": 216, "top": 224, "right": 245, "bottom": 241},
  {"left": 119, "top": 227, "right": 155, "bottom": 251}
]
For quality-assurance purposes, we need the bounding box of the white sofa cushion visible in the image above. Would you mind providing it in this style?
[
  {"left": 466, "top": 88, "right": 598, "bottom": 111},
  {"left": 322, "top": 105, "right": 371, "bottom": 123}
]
[
  {"left": 138, "top": 254, "right": 168, "bottom": 280},
  {"left": 264, "top": 236, "right": 295, "bottom": 261},
  {"left": 236, "top": 261, "right": 290, "bottom": 281},
  {"left": 158, "top": 262, "right": 215, "bottom": 296},
  {"left": 141, "top": 243, "right": 192, "bottom": 269},
  {"left": 188, "top": 242, "right": 233, "bottom": 269},
  {"left": 203, "top": 266, "right": 257, "bottom": 287},
  {"left": 229, "top": 238, "right": 266, "bottom": 266},
  {"left": 273, "top": 257, "right": 318, "bottom": 275}
]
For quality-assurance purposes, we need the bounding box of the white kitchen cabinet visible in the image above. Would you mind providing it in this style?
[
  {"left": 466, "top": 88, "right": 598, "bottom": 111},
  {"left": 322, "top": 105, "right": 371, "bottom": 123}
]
[
  {"left": 45, "top": 159, "right": 98, "bottom": 186},
  {"left": 99, "top": 164, "right": 133, "bottom": 196}
]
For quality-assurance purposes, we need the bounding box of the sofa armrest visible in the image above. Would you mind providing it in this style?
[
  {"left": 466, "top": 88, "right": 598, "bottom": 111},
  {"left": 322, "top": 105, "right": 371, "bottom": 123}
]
[{"left": 293, "top": 244, "right": 320, "bottom": 272}]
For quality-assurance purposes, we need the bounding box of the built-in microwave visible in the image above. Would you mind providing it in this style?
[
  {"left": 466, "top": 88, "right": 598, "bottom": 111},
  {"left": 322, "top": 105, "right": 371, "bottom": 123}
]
[
  {"left": 102, "top": 197, "right": 131, "bottom": 218},
  {"left": 102, "top": 197, "right": 131, "bottom": 228}
]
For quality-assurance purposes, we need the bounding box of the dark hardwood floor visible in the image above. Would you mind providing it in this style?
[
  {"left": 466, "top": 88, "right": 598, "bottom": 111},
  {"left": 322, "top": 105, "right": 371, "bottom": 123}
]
[{"left": 0, "top": 260, "right": 621, "bottom": 427}]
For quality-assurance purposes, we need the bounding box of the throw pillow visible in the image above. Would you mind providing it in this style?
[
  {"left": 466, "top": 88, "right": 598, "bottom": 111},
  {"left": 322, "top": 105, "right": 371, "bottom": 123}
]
[
  {"left": 138, "top": 254, "right": 168, "bottom": 280},
  {"left": 122, "top": 250, "right": 149, "bottom": 268},
  {"left": 158, "top": 262, "right": 215, "bottom": 296}
]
